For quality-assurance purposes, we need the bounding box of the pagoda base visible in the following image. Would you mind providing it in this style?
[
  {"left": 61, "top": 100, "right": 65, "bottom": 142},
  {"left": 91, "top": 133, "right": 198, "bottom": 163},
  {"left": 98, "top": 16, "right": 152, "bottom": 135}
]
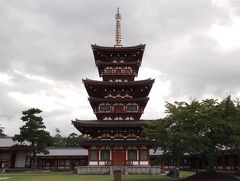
[{"left": 76, "top": 165, "right": 161, "bottom": 175}]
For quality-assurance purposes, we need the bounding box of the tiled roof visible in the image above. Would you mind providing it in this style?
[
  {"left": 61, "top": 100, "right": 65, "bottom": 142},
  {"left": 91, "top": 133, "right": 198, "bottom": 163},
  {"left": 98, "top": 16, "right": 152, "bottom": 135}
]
[
  {"left": 37, "top": 148, "right": 161, "bottom": 156},
  {"left": 149, "top": 149, "right": 163, "bottom": 156},
  {"left": 88, "top": 97, "right": 149, "bottom": 102},
  {"left": 73, "top": 119, "right": 151, "bottom": 128},
  {"left": 0, "top": 137, "right": 162, "bottom": 156},
  {"left": 0, "top": 137, "right": 29, "bottom": 148},
  {"left": 37, "top": 147, "right": 88, "bottom": 156},
  {"left": 83, "top": 78, "right": 154, "bottom": 86},
  {"left": 96, "top": 60, "right": 141, "bottom": 65},
  {"left": 0, "top": 137, "right": 15, "bottom": 147},
  {"left": 91, "top": 44, "right": 145, "bottom": 50}
]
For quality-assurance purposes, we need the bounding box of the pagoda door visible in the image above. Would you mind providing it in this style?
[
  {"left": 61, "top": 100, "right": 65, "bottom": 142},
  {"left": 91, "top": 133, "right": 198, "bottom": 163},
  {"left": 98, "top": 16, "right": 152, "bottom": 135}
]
[
  {"left": 114, "top": 106, "right": 124, "bottom": 113},
  {"left": 112, "top": 150, "right": 125, "bottom": 165}
]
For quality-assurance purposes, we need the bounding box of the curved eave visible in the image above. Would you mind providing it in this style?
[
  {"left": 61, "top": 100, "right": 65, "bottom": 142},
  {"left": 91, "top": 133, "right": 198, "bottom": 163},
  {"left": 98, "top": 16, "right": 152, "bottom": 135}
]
[
  {"left": 88, "top": 97, "right": 149, "bottom": 102},
  {"left": 83, "top": 78, "right": 155, "bottom": 86},
  {"left": 91, "top": 44, "right": 146, "bottom": 51},
  {"left": 95, "top": 60, "right": 141, "bottom": 66},
  {"left": 72, "top": 120, "right": 146, "bottom": 128}
]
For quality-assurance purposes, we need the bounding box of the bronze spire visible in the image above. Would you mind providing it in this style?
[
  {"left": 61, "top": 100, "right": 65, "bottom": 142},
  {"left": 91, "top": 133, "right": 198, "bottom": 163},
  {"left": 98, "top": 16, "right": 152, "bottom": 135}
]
[{"left": 114, "top": 7, "right": 122, "bottom": 47}]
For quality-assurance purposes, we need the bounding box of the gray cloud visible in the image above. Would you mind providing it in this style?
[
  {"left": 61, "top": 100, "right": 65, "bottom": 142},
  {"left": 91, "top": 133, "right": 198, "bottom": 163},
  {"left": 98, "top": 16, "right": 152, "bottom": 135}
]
[{"left": 0, "top": 0, "right": 240, "bottom": 136}]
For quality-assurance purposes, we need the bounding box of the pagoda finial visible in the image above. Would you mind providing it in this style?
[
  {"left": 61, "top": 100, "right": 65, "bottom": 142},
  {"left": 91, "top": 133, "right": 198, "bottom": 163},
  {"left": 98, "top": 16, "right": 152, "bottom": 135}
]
[{"left": 114, "top": 7, "right": 122, "bottom": 47}]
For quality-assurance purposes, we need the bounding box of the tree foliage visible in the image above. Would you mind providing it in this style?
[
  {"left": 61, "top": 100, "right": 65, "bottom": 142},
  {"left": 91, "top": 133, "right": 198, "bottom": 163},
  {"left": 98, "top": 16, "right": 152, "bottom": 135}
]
[
  {"left": 66, "top": 132, "right": 90, "bottom": 147},
  {"left": 13, "top": 108, "right": 51, "bottom": 168},
  {"left": 144, "top": 96, "right": 240, "bottom": 170},
  {"left": 52, "top": 128, "right": 66, "bottom": 147},
  {"left": 0, "top": 125, "right": 6, "bottom": 136},
  {"left": 50, "top": 129, "right": 90, "bottom": 147}
]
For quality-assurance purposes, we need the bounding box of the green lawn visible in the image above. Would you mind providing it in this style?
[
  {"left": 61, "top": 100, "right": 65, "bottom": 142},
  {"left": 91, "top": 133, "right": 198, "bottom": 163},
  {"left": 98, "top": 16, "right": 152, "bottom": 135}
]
[{"left": 0, "top": 171, "right": 194, "bottom": 181}]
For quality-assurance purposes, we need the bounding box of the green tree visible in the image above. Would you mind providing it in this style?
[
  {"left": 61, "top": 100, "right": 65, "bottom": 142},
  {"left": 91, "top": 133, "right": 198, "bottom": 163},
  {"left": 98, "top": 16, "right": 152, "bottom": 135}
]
[
  {"left": 144, "top": 96, "right": 240, "bottom": 171},
  {"left": 198, "top": 97, "right": 240, "bottom": 169},
  {"left": 66, "top": 133, "right": 90, "bottom": 147},
  {"left": 13, "top": 108, "right": 51, "bottom": 169},
  {"left": 52, "top": 128, "right": 66, "bottom": 147},
  {"left": 0, "top": 125, "right": 6, "bottom": 136}
]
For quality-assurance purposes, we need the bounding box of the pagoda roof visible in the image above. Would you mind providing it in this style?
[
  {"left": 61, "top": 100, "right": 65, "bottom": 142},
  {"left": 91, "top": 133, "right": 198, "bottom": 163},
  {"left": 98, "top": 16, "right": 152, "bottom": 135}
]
[
  {"left": 73, "top": 119, "right": 157, "bottom": 137},
  {"left": 88, "top": 97, "right": 149, "bottom": 103},
  {"left": 83, "top": 78, "right": 154, "bottom": 86},
  {"left": 72, "top": 119, "right": 149, "bottom": 128},
  {"left": 83, "top": 78, "right": 154, "bottom": 98},
  {"left": 91, "top": 44, "right": 145, "bottom": 51},
  {"left": 96, "top": 60, "right": 141, "bottom": 66},
  {"left": 92, "top": 44, "right": 145, "bottom": 63},
  {"left": 80, "top": 139, "right": 154, "bottom": 148}
]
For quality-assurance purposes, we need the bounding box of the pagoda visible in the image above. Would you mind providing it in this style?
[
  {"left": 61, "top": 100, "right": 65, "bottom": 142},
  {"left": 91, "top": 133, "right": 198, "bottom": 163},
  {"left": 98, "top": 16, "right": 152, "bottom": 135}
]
[{"left": 73, "top": 8, "right": 154, "bottom": 166}]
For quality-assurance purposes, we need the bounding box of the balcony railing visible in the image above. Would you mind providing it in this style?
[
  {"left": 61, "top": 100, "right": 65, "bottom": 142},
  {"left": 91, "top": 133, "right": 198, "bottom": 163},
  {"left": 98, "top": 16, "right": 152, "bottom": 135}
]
[
  {"left": 102, "top": 69, "right": 136, "bottom": 75},
  {"left": 94, "top": 110, "right": 143, "bottom": 114}
]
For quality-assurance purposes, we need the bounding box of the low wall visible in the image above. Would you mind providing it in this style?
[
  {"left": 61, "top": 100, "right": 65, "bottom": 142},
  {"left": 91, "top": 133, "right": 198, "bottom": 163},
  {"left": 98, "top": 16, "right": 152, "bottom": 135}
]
[
  {"left": 150, "top": 166, "right": 161, "bottom": 174},
  {"left": 126, "top": 166, "right": 161, "bottom": 175},
  {"left": 127, "top": 166, "right": 150, "bottom": 175},
  {"left": 77, "top": 166, "right": 110, "bottom": 175},
  {"left": 76, "top": 166, "right": 161, "bottom": 175}
]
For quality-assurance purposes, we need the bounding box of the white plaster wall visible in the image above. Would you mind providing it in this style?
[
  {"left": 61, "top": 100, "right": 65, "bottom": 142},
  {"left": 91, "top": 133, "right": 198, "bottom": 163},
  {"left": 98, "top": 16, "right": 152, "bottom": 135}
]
[
  {"left": 15, "top": 153, "right": 26, "bottom": 168},
  {"left": 133, "top": 161, "right": 139, "bottom": 165},
  {"left": 89, "top": 161, "right": 98, "bottom": 166},
  {"left": 139, "top": 161, "right": 149, "bottom": 165},
  {"left": 98, "top": 161, "right": 105, "bottom": 165}
]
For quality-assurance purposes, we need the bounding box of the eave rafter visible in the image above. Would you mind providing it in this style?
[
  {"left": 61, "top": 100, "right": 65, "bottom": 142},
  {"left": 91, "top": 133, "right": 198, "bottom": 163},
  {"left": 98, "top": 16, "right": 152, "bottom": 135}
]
[
  {"left": 91, "top": 44, "right": 146, "bottom": 63},
  {"left": 83, "top": 78, "right": 154, "bottom": 99},
  {"left": 83, "top": 78, "right": 154, "bottom": 86}
]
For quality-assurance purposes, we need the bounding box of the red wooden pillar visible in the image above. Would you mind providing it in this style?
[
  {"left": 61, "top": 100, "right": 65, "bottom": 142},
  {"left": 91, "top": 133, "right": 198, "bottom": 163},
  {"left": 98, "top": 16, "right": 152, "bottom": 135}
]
[
  {"left": 138, "top": 148, "right": 140, "bottom": 165},
  {"left": 54, "top": 157, "right": 57, "bottom": 170},
  {"left": 98, "top": 148, "right": 100, "bottom": 165},
  {"left": 88, "top": 149, "right": 90, "bottom": 166},
  {"left": 223, "top": 155, "right": 226, "bottom": 170},
  {"left": 10, "top": 152, "right": 16, "bottom": 168}
]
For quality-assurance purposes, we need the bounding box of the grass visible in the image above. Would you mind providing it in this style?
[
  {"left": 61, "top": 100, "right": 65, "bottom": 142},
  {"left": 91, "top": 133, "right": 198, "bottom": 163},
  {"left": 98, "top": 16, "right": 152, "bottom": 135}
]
[{"left": 0, "top": 171, "right": 195, "bottom": 181}]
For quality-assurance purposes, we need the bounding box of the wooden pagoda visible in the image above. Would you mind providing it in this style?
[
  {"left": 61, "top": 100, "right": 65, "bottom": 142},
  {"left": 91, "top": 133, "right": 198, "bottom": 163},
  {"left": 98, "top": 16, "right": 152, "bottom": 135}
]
[{"left": 72, "top": 8, "right": 155, "bottom": 166}]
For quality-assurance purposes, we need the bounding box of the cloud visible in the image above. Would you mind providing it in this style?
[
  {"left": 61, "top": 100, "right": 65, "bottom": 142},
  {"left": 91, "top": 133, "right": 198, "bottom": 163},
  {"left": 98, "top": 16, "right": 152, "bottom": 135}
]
[
  {"left": 0, "top": 72, "right": 12, "bottom": 85},
  {"left": 0, "top": 0, "right": 240, "bottom": 136}
]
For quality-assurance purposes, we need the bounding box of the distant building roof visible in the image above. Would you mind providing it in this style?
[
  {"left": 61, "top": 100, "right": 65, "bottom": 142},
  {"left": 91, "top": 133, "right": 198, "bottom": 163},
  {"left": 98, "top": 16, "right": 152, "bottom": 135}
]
[
  {"left": 0, "top": 137, "right": 162, "bottom": 156},
  {"left": 37, "top": 147, "right": 88, "bottom": 156},
  {"left": 0, "top": 137, "right": 31, "bottom": 148},
  {"left": 149, "top": 149, "right": 163, "bottom": 156},
  {"left": 0, "top": 137, "right": 15, "bottom": 147}
]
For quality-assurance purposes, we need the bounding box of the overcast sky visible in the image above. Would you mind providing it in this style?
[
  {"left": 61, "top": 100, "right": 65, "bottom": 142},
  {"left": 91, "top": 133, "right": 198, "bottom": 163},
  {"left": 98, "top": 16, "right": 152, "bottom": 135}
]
[{"left": 1, "top": 0, "right": 240, "bottom": 136}]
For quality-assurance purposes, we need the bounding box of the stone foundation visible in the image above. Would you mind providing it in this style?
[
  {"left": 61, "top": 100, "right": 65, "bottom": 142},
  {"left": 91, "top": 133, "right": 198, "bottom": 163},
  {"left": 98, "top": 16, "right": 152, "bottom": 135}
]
[
  {"left": 76, "top": 166, "right": 161, "bottom": 175},
  {"left": 77, "top": 166, "right": 110, "bottom": 175}
]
